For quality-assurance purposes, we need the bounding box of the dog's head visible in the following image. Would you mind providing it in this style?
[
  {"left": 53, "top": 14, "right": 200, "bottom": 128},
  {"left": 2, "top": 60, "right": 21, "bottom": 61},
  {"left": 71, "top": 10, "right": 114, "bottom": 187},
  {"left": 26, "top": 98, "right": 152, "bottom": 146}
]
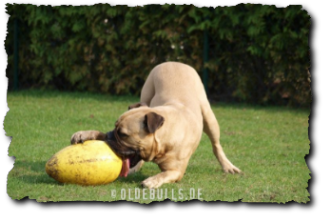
[{"left": 105, "top": 103, "right": 165, "bottom": 171}]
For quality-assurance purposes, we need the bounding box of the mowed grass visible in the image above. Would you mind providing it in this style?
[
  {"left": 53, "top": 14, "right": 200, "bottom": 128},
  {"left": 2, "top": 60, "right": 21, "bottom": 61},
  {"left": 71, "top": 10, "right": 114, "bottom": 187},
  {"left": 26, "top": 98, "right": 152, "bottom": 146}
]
[{"left": 5, "top": 90, "right": 310, "bottom": 203}]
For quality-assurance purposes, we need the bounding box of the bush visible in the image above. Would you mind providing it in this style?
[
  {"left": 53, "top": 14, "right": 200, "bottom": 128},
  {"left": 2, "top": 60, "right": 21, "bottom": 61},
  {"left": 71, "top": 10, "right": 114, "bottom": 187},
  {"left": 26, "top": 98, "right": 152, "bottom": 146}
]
[{"left": 5, "top": 4, "right": 311, "bottom": 107}]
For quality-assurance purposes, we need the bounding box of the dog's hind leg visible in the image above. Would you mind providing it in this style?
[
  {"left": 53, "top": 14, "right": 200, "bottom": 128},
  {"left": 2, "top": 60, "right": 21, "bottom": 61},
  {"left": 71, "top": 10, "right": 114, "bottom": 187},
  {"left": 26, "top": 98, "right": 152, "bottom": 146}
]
[
  {"left": 201, "top": 102, "right": 241, "bottom": 174},
  {"left": 140, "top": 72, "right": 155, "bottom": 106}
]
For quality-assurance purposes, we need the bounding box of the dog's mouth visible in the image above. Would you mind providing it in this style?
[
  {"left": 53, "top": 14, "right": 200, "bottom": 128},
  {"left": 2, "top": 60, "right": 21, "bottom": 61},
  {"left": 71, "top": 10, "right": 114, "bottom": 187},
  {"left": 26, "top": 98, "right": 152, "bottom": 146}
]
[{"left": 105, "top": 131, "right": 142, "bottom": 177}]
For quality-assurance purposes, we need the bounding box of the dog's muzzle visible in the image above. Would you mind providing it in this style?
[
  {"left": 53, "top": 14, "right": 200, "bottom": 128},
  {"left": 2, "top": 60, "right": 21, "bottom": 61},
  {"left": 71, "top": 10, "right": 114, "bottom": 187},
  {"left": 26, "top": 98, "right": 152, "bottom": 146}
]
[{"left": 105, "top": 130, "right": 141, "bottom": 169}]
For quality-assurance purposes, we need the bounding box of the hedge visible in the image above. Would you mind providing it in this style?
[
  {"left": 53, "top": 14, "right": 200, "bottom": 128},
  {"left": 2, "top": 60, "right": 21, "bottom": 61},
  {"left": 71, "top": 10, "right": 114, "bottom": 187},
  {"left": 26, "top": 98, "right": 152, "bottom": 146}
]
[{"left": 5, "top": 4, "right": 311, "bottom": 107}]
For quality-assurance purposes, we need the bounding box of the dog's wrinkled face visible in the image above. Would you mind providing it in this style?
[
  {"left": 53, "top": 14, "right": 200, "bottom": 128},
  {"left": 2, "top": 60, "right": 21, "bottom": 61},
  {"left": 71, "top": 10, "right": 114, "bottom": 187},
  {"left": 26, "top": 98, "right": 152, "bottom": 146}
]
[{"left": 105, "top": 106, "right": 164, "bottom": 169}]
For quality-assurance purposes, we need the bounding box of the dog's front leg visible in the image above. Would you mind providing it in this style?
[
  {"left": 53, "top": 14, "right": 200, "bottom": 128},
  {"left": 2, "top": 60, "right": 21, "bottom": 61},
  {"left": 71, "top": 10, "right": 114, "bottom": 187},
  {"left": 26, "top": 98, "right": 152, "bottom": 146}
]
[
  {"left": 70, "top": 130, "right": 106, "bottom": 144},
  {"left": 141, "top": 170, "right": 183, "bottom": 189}
]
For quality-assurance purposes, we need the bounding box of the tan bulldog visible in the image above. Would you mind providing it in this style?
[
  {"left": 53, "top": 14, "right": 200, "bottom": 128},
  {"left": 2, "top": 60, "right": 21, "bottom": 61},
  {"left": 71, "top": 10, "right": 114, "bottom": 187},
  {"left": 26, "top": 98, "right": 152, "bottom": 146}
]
[{"left": 71, "top": 62, "right": 240, "bottom": 188}]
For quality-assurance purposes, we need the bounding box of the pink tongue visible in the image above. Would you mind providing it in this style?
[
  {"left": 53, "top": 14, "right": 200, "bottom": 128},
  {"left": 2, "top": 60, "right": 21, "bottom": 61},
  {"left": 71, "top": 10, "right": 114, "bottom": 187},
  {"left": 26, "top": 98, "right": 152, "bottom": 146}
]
[{"left": 120, "top": 158, "right": 130, "bottom": 177}]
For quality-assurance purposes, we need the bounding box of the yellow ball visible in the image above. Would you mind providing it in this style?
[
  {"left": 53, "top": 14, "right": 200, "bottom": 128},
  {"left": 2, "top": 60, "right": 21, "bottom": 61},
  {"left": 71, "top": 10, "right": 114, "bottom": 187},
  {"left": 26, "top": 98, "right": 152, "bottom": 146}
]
[{"left": 45, "top": 140, "right": 122, "bottom": 185}]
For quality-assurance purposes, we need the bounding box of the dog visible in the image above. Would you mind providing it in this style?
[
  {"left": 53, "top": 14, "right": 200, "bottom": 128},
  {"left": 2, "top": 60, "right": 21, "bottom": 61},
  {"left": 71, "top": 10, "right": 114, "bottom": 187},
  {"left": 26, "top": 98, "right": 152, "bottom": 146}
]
[{"left": 71, "top": 62, "right": 240, "bottom": 188}]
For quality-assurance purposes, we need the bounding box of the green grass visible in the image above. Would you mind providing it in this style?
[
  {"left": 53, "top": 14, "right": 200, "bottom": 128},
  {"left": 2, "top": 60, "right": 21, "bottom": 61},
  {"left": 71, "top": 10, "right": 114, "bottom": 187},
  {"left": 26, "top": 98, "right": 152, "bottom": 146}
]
[{"left": 5, "top": 90, "right": 310, "bottom": 203}]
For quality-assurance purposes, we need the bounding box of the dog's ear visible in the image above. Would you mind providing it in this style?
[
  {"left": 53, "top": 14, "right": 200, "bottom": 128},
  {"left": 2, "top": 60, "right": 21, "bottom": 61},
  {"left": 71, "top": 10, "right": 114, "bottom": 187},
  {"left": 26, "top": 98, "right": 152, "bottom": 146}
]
[
  {"left": 144, "top": 112, "right": 164, "bottom": 134},
  {"left": 128, "top": 102, "right": 148, "bottom": 110}
]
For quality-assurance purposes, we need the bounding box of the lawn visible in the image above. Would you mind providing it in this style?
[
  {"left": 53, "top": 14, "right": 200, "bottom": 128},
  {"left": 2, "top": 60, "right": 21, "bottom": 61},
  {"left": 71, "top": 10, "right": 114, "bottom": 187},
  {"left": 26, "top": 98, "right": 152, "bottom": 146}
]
[{"left": 5, "top": 90, "right": 310, "bottom": 203}]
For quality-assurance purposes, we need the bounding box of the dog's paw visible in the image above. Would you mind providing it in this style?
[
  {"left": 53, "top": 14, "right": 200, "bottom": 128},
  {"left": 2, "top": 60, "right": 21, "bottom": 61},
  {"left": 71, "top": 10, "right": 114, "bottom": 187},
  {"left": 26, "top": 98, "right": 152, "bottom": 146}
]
[
  {"left": 141, "top": 177, "right": 162, "bottom": 189},
  {"left": 70, "top": 131, "right": 84, "bottom": 144},
  {"left": 223, "top": 164, "right": 241, "bottom": 174},
  {"left": 70, "top": 131, "right": 93, "bottom": 144}
]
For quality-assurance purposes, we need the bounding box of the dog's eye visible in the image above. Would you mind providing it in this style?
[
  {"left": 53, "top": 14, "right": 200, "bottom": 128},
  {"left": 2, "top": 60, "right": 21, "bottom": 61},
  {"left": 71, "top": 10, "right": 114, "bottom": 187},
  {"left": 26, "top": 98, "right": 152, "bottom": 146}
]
[{"left": 117, "top": 130, "right": 128, "bottom": 138}]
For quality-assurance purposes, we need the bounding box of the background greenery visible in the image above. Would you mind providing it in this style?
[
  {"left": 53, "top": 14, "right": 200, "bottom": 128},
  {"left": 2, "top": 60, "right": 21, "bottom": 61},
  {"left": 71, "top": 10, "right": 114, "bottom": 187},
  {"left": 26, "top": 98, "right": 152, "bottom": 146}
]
[
  {"left": 5, "top": 4, "right": 310, "bottom": 107},
  {"left": 5, "top": 90, "right": 310, "bottom": 203}
]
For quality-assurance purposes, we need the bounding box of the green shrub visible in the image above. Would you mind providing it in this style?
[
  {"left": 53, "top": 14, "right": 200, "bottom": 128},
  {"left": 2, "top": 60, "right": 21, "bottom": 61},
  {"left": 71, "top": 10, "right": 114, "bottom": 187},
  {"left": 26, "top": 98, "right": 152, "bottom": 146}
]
[{"left": 5, "top": 4, "right": 310, "bottom": 107}]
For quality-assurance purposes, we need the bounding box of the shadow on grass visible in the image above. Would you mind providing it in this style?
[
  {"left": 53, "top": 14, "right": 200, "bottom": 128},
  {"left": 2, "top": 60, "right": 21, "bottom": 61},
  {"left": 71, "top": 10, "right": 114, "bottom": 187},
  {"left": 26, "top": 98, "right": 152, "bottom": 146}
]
[
  {"left": 211, "top": 101, "right": 310, "bottom": 114},
  {"left": 12, "top": 159, "right": 148, "bottom": 186},
  {"left": 11, "top": 160, "right": 61, "bottom": 185},
  {"left": 9, "top": 89, "right": 309, "bottom": 113},
  {"left": 8, "top": 89, "right": 140, "bottom": 104},
  {"left": 116, "top": 172, "right": 149, "bottom": 184}
]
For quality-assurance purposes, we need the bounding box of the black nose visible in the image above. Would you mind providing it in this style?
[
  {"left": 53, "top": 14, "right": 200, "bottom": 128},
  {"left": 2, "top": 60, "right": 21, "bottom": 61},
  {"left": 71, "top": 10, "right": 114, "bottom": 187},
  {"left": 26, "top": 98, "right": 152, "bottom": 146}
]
[{"left": 105, "top": 130, "right": 116, "bottom": 142}]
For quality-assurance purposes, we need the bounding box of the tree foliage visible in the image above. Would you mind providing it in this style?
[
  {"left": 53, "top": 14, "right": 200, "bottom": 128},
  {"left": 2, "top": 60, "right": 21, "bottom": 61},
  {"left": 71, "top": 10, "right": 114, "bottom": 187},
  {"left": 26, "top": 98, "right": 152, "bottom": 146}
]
[{"left": 5, "top": 4, "right": 310, "bottom": 107}]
